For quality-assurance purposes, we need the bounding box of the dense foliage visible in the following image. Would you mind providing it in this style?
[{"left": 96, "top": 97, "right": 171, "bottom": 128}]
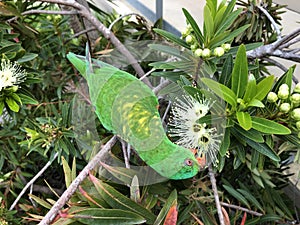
[{"left": 0, "top": 0, "right": 299, "bottom": 224}]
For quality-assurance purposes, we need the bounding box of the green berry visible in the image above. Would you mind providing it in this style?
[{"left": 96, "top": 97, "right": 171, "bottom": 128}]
[
  {"left": 291, "top": 108, "right": 300, "bottom": 120},
  {"left": 194, "top": 48, "right": 203, "bottom": 57},
  {"left": 294, "top": 83, "right": 300, "bottom": 93},
  {"left": 221, "top": 43, "right": 231, "bottom": 52},
  {"left": 291, "top": 93, "right": 300, "bottom": 104},
  {"left": 186, "top": 35, "right": 194, "bottom": 44},
  {"left": 278, "top": 88, "right": 289, "bottom": 100},
  {"left": 279, "top": 103, "right": 291, "bottom": 113},
  {"left": 202, "top": 48, "right": 211, "bottom": 58},
  {"left": 191, "top": 44, "right": 198, "bottom": 51},
  {"left": 181, "top": 28, "right": 190, "bottom": 37},
  {"left": 267, "top": 92, "right": 278, "bottom": 103},
  {"left": 296, "top": 121, "right": 300, "bottom": 130},
  {"left": 213, "top": 47, "right": 225, "bottom": 57},
  {"left": 279, "top": 83, "right": 289, "bottom": 91}
]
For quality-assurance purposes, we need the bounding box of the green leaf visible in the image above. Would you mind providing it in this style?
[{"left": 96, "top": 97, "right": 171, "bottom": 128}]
[
  {"left": 182, "top": 8, "right": 204, "bottom": 44},
  {"left": 62, "top": 156, "right": 72, "bottom": 188},
  {"left": 223, "top": 185, "right": 250, "bottom": 208},
  {"left": 245, "top": 138, "right": 280, "bottom": 162},
  {"left": 231, "top": 44, "right": 248, "bottom": 98},
  {"left": 215, "top": 8, "right": 242, "bottom": 36},
  {"left": 273, "top": 66, "right": 295, "bottom": 93},
  {"left": 201, "top": 78, "right": 237, "bottom": 108},
  {"left": 149, "top": 44, "right": 190, "bottom": 60},
  {"left": 89, "top": 174, "right": 156, "bottom": 224},
  {"left": 18, "top": 93, "right": 38, "bottom": 105},
  {"left": 203, "top": 5, "right": 214, "bottom": 43},
  {"left": 153, "top": 190, "right": 177, "bottom": 225},
  {"left": 0, "top": 43, "right": 22, "bottom": 54},
  {"left": 243, "top": 73, "right": 256, "bottom": 102},
  {"left": 75, "top": 208, "right": 146, "bottom": 225},
  {"left": 5, "top": 97, "right": 19, "bottom": 112},
  {"left": 28, "top": 194, "right": 52, "bottom": 209},
  {"left": 259, "top": 214, "right": 283, "bottom": 223},
  {"left": 252, "top": 117, "right": 291, "bottom": 135},
  {"left": 130, "top": 176, "right": 140, "bottom": 203},
  {"left": 236, "top": 111, "right": 252, "bottom": 130},
  {"left": 237, "top": 189, "right": 264, "bottom": 212},
  {"left": 231, "top": 129, "right": 280, "bottom": 161},
  {"left": 17, "top": 53, "right": 38, "bottom": 63},
  {"left": 210, "top": 24, "right": 250, "bottom": 48},
  {"left": 233, "top": 126, "right": 264, "bottom": 143},
  {"left": 254, "top": 75, "right": 275, "bottom": 101},
  {"left": 219, "top": 54, "right": 233, "bottom": 86},
  {"left": 219, "top": 128, "right": 230, "bottom": 156},
  {"left": 247, "top": 99, "right": 264, "bottom": 108},
  {"left": 0, "top": 101, "right": 4, "bottom": 115},
  {"left": 153, "top": 29, "right": 189, "bottom": 48}
]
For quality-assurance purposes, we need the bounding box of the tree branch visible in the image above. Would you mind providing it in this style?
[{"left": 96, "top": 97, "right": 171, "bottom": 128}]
[
  {"left": 220, "top": 202, "right": 263, "bottom": 217},
  {"left": 9, "top": 152, "right": 59, "bottom": 210},
  {"left": 38, "top": 136, "right": 117, "bottom": 225},
  {"left": 257, "top": 5, "right": 281, "bottom": 39},
  {"left": 37, "top": 0, "right": 153, "bottom": 88},
  {"left": 208, "top": 165, "right": 224, "bottom": 225}
]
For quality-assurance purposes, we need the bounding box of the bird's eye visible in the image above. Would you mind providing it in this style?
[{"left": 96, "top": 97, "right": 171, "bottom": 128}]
[{"left": 184, "top": 158, "right": 194, "bottom": 166}]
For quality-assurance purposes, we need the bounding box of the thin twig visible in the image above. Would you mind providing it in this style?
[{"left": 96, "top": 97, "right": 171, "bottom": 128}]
[
  {"left": 38, "top": 0, "right": 153, "bottom": 88},
  {"left": 257, "top": 5, "right": 281, "bottom": 39},
  {"left": 9, "top": 152, "right": 59, "bottom": 210},
  {"left": 38, "top": 136, "right": 117, "bottom": 225},
  {"left": 220, "top": 202, "right": 264, "bottom": 217},
  {"left": 7, "top": 10, "right": 78, "bottom": 23},
  {"left": 208, "top": 165, "right": 224, "bottom": 225},
  {"left": 153, "top": 79, "right": 172, "bottom": 95},
  {"left": 120, "top": 140, "right": 131, "bottom": 169},
  {"left": 69, "top": 27, "right": 97, "bottom": 40},
  {"left": 262, "top": 57, "right": 288, "bottom": 72},
  {"left": 280, "top": 37, "right": 300, "bottom": 49}
]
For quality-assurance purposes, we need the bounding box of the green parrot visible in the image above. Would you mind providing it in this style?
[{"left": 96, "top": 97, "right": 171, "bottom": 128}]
[{"left": 67, "top": 52, "right": 200, "bottom": 179}]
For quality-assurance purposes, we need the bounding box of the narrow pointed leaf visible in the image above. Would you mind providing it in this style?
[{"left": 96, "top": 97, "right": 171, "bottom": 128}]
[
  {"left": 154, "top": 190, "right": 177, "bottom": 225},
  {"left": 89, "top": 174, "right": 156, "bottom": 224},
  {"left": 236, "top": 111, "right": 252, "bottom": 130},
  {"left": 252, "top": 117, "right": 291, "bottom": 135},
  {"left": 182, "top": 8, "right": 204, "bottom": 44},
  {"left": 231, "top": 44, "right": 248, "bottom": 98},
  {"left": 254, "top": 75, "right": 275, "bottom": 101},
  {"left": 75, "top": 208, "right": 146, "bottom": 225},
  {"left": 153, "top": 28, "right": 189, "bottom": 48},
  {"left": 201, "top": 78, "right": 237, "bottom": 107},
  {"left": 223, "top": 185, "right": 250, "bottom": 208}
]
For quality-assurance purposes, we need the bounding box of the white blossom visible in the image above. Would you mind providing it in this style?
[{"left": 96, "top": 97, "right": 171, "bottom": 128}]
[
  {"left": 169, "top": 94, "right": 221, "bottom": 165},
  {"left": 0, "top": 60, "right": 26, "bottom": 91}
]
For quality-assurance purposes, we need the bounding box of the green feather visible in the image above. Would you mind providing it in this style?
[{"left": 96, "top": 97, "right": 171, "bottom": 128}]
[{"left": 67, "top": 52, "right": 200, "bottom": 179}]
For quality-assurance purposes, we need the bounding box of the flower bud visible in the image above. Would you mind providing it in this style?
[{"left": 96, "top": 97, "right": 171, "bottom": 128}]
[
  {"left": 279, "top": 103, "right": 291, "bottom": 113},
  {"left": 294, "top": 83, "right": 300, "bottom": 93},
  {"left": 202, "top": 48, "right": 211, "bottom": 58},
  {"left": 267, "top": 92, "right": 278, "bottom": 103},
  {"left": 186, "top": 35, "right": 194, "bottom": 44},
  {"left": 291, "top": 108, "right": 300, "bottom": 120},
  {"left": 278, "top": 88, "right": 289, "bottom": 100},
  {"left": 296, "top": 121, "right": 300, "bottom": 130},
  {"left": 213, "top": 47, "right": 225, "bottom": 57},
  {"left": 221, "top": 43, "right": 231, "bottom": 52},
  {"left": 191, "top": 44, "right": 198, "bottom": 51},
  {"left": 279, "top": 83, "right": 289, "bottom": 91},
  {"left": 194, "top": 48, "right": 203, "bottom": 57},
  {"left": 291, "top": 93, "right": 300, "bottom": 104},
  {"left": 181, "top": 27, "right": 191, "bottom": 37}
]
